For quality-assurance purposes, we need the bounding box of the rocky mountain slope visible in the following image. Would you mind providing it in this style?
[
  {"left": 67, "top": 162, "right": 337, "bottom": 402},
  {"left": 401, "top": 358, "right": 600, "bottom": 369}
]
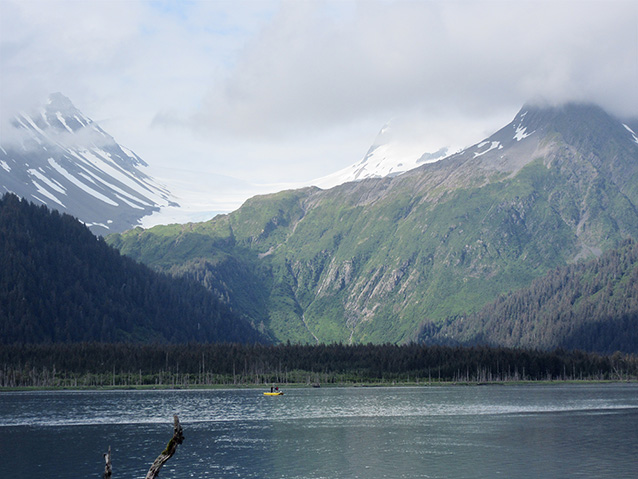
[
  {"left": 108, "top": 102, "right": 638, "bottom": 347},
  {"left": 0, "top": 93, "right": 176, "bottom": 234}
]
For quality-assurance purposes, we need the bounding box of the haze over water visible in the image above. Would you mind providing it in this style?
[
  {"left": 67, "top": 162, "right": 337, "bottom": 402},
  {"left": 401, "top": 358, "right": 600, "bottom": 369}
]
[{"left": 2, "top": 384, "right": 637, "bottom": 478}]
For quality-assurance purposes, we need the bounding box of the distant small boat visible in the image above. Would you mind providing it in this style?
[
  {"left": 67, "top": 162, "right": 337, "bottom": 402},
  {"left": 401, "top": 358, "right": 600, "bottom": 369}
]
[{"left": 263, "top": 391, "right": 284, "bottom": 396}]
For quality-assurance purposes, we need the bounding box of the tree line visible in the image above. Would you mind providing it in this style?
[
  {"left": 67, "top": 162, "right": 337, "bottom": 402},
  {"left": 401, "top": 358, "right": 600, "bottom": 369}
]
[{"left": 1, "top": 342, "right": 636, "bottom": 388}]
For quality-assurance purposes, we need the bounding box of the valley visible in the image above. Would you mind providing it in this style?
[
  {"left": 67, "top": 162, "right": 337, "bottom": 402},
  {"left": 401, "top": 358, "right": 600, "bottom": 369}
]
[{"left": 3, "top": 95, "right": 638, "bottom": 352}]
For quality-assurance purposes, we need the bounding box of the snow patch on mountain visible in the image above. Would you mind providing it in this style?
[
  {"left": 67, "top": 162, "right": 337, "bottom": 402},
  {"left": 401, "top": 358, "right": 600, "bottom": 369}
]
[
  {"left": 623, "top": 124, "right": 638, "bottom": 145},
  {"left": 474, "top": 141, "right": 502, "bottom": 158},
  {"left": 514, "top": 125, "right": 533, "bottom": 141},
  {"left": 511, "top": 111, "right": 535, "bottom": 142},
  {"left": 311, "top": 120, "right": 455, "bottom": 190},
  {"left": 47, "top": 157, "right": 119, "bottom": 206}
]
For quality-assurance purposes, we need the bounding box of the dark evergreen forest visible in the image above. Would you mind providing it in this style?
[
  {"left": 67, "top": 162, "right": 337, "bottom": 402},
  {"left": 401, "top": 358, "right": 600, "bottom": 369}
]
[
  {"left": 1, "top": 342, "right": 635, "bottom": 388},
  {"left": 419, "top": 239, "right": 638, "bottom": 354},
  {"left": 0, "top": 194, "right": 265, "bottom": 344}
]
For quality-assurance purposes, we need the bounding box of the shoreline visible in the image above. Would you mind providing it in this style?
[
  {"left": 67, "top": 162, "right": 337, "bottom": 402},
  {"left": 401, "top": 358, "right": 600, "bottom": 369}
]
[{"left": 2, "top": 378, "right": 635, "bottom": 393}]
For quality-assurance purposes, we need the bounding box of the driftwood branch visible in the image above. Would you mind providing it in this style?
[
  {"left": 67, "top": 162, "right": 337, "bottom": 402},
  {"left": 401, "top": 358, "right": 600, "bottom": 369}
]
[
  {"left": 103, "top": 446, "right": 112, "bottom": 479},
  {"left": 144, "top": 415, "right": 185, "bottom": 479}
]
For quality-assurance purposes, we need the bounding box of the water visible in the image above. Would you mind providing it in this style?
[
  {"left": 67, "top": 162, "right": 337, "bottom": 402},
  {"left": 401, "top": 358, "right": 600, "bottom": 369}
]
[{"left": 1, "top": 384, "right": 637, "bottom": 478}]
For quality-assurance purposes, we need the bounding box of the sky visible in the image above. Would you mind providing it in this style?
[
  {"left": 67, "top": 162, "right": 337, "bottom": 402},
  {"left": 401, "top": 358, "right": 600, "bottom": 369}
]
[{"left": 1, "top": 0, "right": 637, "bottom": 221}]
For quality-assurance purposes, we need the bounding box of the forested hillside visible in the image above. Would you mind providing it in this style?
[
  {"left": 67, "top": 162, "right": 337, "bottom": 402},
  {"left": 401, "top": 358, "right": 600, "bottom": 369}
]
[
  {"left": 0, "top": 194, "right": 265, "bottom": 344},
  {"left": 419, "top": 239, "right": 638, "bottom": 353}
]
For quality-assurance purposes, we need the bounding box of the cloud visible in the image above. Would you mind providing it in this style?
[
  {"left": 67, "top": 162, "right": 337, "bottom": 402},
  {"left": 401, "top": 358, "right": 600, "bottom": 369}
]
[
  {"left": 194, "top": 0, "right": 638, "bottom": 140},
  {"left": 2, "top": 0, "right": 637, "bottom": 188}
]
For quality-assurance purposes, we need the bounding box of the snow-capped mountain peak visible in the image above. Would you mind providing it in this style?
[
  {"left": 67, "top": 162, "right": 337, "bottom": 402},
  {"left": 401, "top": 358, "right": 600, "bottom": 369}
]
[
  {"left": 1, "top": 93, "right": 176, "bottom": 234},
  {"left": 311, "top": 120, "right": 451, "bottom": 190}
]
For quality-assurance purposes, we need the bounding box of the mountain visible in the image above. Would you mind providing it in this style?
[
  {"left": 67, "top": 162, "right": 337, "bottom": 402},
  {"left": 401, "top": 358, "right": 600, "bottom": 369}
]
[
  {"left": 312, "top": 120, "right": 451, "bottom": 189},
  {"left": 107, "top": 102, "right": 638, "bottom": 349},
  {"left": 0, "top": 193, "right": 265, "bottom": 344},
  {"left": 0, "top": 93, "right": 177, "bottom": 234},
  {"left": 623, "top": 117, "right": 638, "bottom": 137},
  {"left": 419, "top": 239, "right": 638, "bottom": 353}
]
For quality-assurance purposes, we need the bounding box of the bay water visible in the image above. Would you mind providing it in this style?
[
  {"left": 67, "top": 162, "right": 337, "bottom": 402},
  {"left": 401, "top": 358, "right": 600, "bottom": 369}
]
[{"left": 1, "top": 384, "right": 637, "bottom": 478}]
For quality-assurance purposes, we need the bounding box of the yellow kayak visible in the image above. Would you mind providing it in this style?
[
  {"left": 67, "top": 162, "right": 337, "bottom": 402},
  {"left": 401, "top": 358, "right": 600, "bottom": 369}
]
[{"left": 263, "top": 391, "right": 284, "bottom": 396}]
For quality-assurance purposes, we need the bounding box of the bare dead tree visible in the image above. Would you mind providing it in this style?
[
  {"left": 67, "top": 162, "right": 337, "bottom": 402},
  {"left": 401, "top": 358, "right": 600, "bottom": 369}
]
[
  {"left": 103, "top": 446, "right": 112, "bottom": 479},
  {"left": 102, "top": 415, "right": 184, "bottom": 479},
  {"left": 145, "top": 415, "right": 185, "bottom": 479}
]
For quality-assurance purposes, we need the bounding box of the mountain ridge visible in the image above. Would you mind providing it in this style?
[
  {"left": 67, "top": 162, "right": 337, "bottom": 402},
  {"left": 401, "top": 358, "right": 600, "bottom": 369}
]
[
  {"left": 108, "top": 101, "right": 638, "bottom": 348},
  {"left": 1, "top": 93, "right": 177, "bottom": 234}
]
